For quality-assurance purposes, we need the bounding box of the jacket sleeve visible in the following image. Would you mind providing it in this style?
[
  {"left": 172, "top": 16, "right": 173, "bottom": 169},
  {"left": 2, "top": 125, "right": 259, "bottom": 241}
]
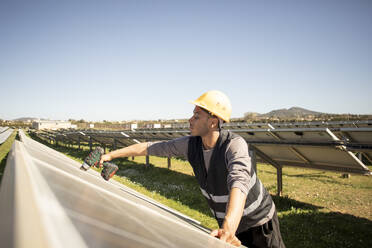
[
  {"left": 225, "top": 136, "right": 252, "bottom": 195},
  {"left": 147, "top": 136, "right": 190, "bottom": 159}
]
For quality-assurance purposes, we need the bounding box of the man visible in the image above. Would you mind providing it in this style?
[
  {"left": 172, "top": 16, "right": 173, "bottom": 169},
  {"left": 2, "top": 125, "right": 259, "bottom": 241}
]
[{"left": 100, "top": 90, "right": 285, "bottom": 248}]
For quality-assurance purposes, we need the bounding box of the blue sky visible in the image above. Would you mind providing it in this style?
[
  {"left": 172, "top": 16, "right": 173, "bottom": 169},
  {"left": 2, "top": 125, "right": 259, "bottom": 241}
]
[{"left": 1, "top": 0, "right": 371, "bottom": 121}]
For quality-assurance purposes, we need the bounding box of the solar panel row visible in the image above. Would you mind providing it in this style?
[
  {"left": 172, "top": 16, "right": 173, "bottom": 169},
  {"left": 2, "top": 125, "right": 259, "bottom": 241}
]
[
  {"left": 0, "top": 128, "right": 14, "bottom": 145},
  {"left": 31, "top": 126, "right": 372, "bottom": 174},
  {"left": 134, "top": 120, "right": 372, "bottom": 130},
  {"left": 0, "top": 126, "right": 10, "bottom": 133},
  {"left": 29, "top": 125, "right": 372, "bottom": 196},
  {"left": 0, "top": 130, "right": 238, "bottom": 248}
]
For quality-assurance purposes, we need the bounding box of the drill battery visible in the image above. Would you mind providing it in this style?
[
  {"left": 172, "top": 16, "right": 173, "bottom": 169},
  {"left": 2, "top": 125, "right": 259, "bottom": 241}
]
[{"left": 101, "top": 162, "right": 119, "bottom": 181}]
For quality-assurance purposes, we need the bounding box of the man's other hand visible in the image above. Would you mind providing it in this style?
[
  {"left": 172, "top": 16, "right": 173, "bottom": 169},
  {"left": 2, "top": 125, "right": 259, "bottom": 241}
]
[{"left": 210, "top": 228, "right": 241, "bottom": 247}]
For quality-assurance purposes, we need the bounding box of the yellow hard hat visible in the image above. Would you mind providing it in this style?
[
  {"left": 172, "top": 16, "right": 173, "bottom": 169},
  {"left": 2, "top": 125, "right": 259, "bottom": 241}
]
[{"left": 190, "top": 90, "right": 232, "bottom": 122}]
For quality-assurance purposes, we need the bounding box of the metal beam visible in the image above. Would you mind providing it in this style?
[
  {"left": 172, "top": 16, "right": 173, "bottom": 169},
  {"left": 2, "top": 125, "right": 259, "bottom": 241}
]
[
  {"left": 289, "top": 146, "right": 311, "bottom": 163},
  {"left": 252, "top": 146, "right": 283, "bottom": 196}
]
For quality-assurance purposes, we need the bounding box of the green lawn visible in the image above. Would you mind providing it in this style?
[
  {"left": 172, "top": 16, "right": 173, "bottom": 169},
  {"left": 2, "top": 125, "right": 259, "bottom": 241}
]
[
  {"left": 0, "top": 130, "right": 17, "bottom": 185},
  {"left": 4, "top": 132, "right": 372, "bottom": 248}
]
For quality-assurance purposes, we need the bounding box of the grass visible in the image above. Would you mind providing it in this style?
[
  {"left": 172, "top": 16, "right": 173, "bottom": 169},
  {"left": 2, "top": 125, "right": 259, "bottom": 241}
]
[
  {"left": 0, "top": 130, "right": 17, "bottom": 185},
  {"left": 8, "top": 132, "right": 372, "bottom": 247}
]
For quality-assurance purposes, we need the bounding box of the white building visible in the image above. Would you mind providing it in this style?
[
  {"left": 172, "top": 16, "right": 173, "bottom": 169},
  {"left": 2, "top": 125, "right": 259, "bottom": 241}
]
[
  {"left": 130, "top": 123, "right": 137, "bottom": 130},
  {"left": 32, "top": 120, "right": 73, "bottom": 130}
]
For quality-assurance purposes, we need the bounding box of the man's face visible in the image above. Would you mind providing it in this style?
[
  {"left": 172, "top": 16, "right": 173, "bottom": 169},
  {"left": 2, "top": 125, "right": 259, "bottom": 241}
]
[{"left": 189, "top": 106, "right": 212, "bottom": 137}]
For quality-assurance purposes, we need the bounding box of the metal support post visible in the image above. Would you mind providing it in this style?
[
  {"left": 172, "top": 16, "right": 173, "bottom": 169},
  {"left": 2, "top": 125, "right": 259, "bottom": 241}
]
[
  {"left": 249, "top": 146, "right": 257, "bottom": 174},
  {"left": 253, "top": 146, "right": 283, "bottom": 196},
  {"left": 146, "top": 155, "right": 149, "bottom": 167},
  {"left": 89, "top": 137, "right": 92, "bottom": 153},
  {"left": 277, "top": 167, "right": 283, "bottom": 196},
  {"left": 167, "top": 157, "right": 171, "bottom": 169}
]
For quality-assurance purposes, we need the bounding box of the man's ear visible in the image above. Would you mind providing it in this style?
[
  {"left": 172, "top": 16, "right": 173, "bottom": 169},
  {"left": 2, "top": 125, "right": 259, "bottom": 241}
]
[{"left": 211, "top": 117, "right": 219, "bottom": 129}]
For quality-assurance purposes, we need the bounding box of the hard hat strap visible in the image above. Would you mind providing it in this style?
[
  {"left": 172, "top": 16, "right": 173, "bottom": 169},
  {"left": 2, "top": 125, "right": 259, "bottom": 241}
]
[{"left": 218, "top": 118, "right": 223, "bottom": 131}]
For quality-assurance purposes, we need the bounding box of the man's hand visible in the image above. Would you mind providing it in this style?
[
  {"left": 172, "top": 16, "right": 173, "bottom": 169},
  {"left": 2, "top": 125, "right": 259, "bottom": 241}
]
[
  {"left": 99, "top": 154, "right": 112, "bottom": 168},
  {"left": 210, "top": 188, "right": 246, "bottom": 246},
  {"left": 210, "top": 228, "right": 241, "bottom": 247}
]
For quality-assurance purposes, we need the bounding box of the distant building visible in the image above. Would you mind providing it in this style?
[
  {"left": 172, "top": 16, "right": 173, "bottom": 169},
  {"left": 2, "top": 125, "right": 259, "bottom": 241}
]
[
  {"left": 130, "top": 123, "right": 137, "bottom": 130},
  {"left": 32, "top": 120, "right": 73, "bottom": 130}
]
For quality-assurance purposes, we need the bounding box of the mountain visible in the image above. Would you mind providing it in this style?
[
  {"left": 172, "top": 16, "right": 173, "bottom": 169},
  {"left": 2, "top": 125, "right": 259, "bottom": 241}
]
[
  {"left": 244, "top": 107, "right": 324, "bottom": 120},
  {"left": 260, "top": 107, "right": 323, "bottom": 118},
  {"left": 12, "top": 117, "right": 40, "bottom": 122}
]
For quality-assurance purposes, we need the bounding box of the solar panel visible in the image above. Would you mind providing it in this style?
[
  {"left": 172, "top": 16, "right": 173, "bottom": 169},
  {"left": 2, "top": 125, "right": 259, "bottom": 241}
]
[
  {"left": 335, "top": 128, "right": 372, "bottom": 144},
  {"left": 271, "top": 122, "right": 327, "bottom": 129},
  {"left": 227, "top": 128, "right": 341, "bottom": 144},
  {"left": 224, "top": 123, "right": 274, "bottom": 129},
  {"left": 270, "top": 128, "right": 339, "bottom": 143},
  {"left": 1, "top": 130, "right": 236, "bottom": 248},
  {"left": 0, "top": 128, "right": 13, "bottom": 144},
  {"left": 0, "top": 126, "right": 10, "bottom": 133},
  {"left": 334, "top": 128, "right": 372, "bottom": 165},
  {"left": 252, "top": 143, "right": 369, "bottom": 174},
  {"left": 270, "top": 120, "right": 372, "bottom": 129},
  {"left": 228, "top": 129, "right": 279, "bottom": 142},
  {"left": 236, "top": 128, "right": 370, "bottom": 175}
]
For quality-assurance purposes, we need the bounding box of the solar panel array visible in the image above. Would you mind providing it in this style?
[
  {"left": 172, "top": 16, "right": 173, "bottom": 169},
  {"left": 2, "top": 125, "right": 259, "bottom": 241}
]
[
  {"left": 0, "top": 127, "right": 14, "bottom": 145},
  {"left": 0, "top": 126, "right": 10, "bottom": 133},
  {"left": 29, "top": 120, "right": 372, "bottom": 196},
  {"left": 31, "top": 121, "right": 372, "bottom": 172},
  {"left": 0, "top": 130, "right": 238, "bottom": 248},
  {"left": 225, "top": 120, "right": 372, "bottom": 129}
]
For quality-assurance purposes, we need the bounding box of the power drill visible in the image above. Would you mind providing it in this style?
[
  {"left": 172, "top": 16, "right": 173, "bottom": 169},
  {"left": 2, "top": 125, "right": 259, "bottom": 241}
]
[{"left": 80, "top": 146, "right": 118, "bottom": 181}]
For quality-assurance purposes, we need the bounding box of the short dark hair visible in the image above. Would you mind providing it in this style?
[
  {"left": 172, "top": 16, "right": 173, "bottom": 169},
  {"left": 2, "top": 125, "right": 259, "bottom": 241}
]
[{"left": 200, "top": 107, "right": 215, "bottom": 117}]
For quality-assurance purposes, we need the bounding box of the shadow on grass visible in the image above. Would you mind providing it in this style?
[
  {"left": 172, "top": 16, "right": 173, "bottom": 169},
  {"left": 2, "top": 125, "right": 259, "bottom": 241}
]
[
  {"left": 0, "top": 153, "right": 9, "bottom": 185},
  {"left": 271, "top": 194, "right": 321, "bottom": 212},
  {"left": 30, "top": 133, "right": 372, "bottom": 248},
  {"left": 280, "top": 210, "right": 372, "bottom": 248}
]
